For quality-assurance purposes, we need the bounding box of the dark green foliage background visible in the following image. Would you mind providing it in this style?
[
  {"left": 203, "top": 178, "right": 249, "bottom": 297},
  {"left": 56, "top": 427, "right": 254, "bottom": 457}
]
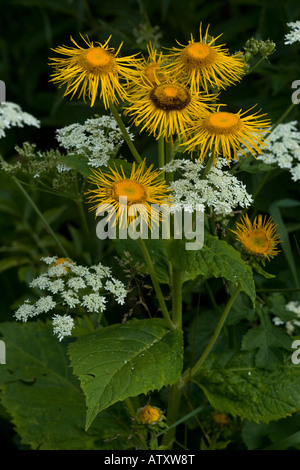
[{"left": 0, "top": 0, "right": 300, "bottom": 450}]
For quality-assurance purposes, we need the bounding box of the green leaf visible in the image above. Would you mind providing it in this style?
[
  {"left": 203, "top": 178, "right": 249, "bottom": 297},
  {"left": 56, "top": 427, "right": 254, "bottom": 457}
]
[
  {"left": 269, "top": 199, "right": 300, "bottom": 288},
  {"left": 265, "top": 430, "right": 300, "bottom": 450},
  {"left": 68, "top": 318, "right": 183, "bottom": 429},
  {"left": 58, "top": 154, "right": 92, "bottom": 177},
  {"left": 113, "top": 237, "right": 170, "bottom": 284},
  {"left": 168, "top": 235, "right": 256, "bottom": 305},
  {"left": 252, "top": 261, "right": 275, "bottom": 279},
  {"left": 267, "top": 294, "right": 299, "bottom": 322},
  {"left": 0, "top": 256, "right": 30, "bottom": 273},
  {"left": 0, "top": 321, "right": 134, "bottom": 450},
  {"left": 241, "top": 310, "right": 292, "bottom": 370},
  {"left": 226, "top": 291, "right": 258, "bottom": 325},
  {"left": 235, "top": 155, "right": 277, "bottom": 173},
  {"left": 193, "top": 350, "right": 300, "bottom": 424}
]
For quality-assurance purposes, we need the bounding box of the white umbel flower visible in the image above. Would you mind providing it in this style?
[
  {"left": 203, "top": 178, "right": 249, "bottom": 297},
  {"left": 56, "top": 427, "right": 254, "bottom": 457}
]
[
  {"left": 164, "top": 159, "right": 253, "bottom": 216},
  {"left": 284, "top": 21, "right": 300, "bottom": 45},
  {"left": 286, "top": 301, "right": 300, "bottom": 316},
  {"left": 56, "top": 115, "right": 134, "bottom": 168},
  {"left": 14, "top": 300, "right": 37, "bottom": 322},
  {"left": 14, "top": 257, "right": 128, "bottom": 341},
  {"left": 105, "top": 279, "right": 127, "bottom": 305},
  {"left": 34, "top": 296, "right": 56, "bottom": 314},
  {"left": 0, "top": 102, "right": 40, "bottom": 139},
  {"left": 82, "top": 293, "right": 107, "bottom": 313},
  {"left": 52, "top": 314, "right": 75, "bottom": 341},
  {"left": 257, "top": 121, "right": 300, "bottom": 181}
]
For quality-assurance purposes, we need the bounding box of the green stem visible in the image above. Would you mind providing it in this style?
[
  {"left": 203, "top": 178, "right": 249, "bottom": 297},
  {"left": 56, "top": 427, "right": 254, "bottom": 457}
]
[
  {"left": 247, "top": 56, "right": 265, "bottom": 74},
  {"left": 252, "top": 171, "right": 271, "bottom": 199},
  {"left": 14, "top": 177, "right": 69, "bottom": 258},
  {"left": 271, "top": 102, "right": 296, "bottom": 133},
  {"left": 76, "top": 198, "right": 92, "bottom": 264},
  {"left": 202, "top": 151, "right": 215, "bottom": 179},
  {"left": 182, "top": 284, "right": 242, "bottom": 383},
  {"left": 83, "top": 314, "right": 95, "bottom": 332},
  {"left": 109, "top": 102, "right": 143, "bottom": 164},
  {"left": 165, "top": 139, "right": 174, "bottom": 185},
  {"left": 137, "top": 238, "right": 174, "bottom": 330},
  {"left": 158, "top": 136, "right": 165, "bottom": 175},
  {"left": 171, "top": 267, "right": 182, "bottom": 328},
  {"left": 161, "top": 383, "right": 182, "bottom": 449},
  {"left": 149, "top": 431, "right": 159, "bottom": 450},
  {"left": 159, "top": 265, "right": 182, "bottom": 449},
  {"left": 205, "top": 281, "right": 218, "bottom": 309}
]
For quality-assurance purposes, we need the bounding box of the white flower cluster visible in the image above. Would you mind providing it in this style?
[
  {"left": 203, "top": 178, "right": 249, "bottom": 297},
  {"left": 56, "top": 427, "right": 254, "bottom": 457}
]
[
  {"left": 257, "top": 121, "right": 300, "bottom": 181},
  {"left": 272, "top": 301, "right": 300, "bottom": 335},
  {"left": 52, "top": 314, "right": 75, "bottom": 342},
  {"left": 284, "top": 21, "right": 300, "bottom": 45},
  {"left": 163, "top": 159, "right": 253, "bottom": 216},
  {"left": 0, "top": 102, "right": 40, "bottom": 139},
  {"left": 56, "top": 115, "right": 134, "bottom": 169},
  {"left": 14, "top": 257, "right": 127, "bottom": 341}
]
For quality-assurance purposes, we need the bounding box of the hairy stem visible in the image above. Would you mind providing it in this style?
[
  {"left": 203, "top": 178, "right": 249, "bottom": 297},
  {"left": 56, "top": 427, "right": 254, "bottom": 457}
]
[
  {"left": 158, "top": 136, "right": 165, "bottom": 177},
  {"left": 165, "top": 139, "right": 174, "bottom": 185},
  {"left": 161, "top": 382, "right": 182, "bottom": 449},
  {"left": 76, "top": 198, "right": 92, "bottom": 264},
  {"left": 137, "top": 238, "right": 174, "bottom": 330},
  {"left": 109, "top": 102, "right": 143, "bottom": 164},
  {"left": 182, "top": 284, "right": 242, "bottom": 383},
  {"left": 171, "top": 267, "right": 182, "bottom": 328}
]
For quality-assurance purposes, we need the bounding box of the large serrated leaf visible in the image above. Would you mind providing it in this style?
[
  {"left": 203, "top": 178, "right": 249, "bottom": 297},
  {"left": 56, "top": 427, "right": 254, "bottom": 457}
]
[
  {"left": 168, "top": 235, "right": 256, "bottom": 305},
  {"left": 0, "top": 321, "right": 134, "bottom": 450},
  {"left": 68, "top": 318, "right": 183, "bottom": 429},
  {"left": 193, "top": 350, "right": 300, "bottom": 424}
]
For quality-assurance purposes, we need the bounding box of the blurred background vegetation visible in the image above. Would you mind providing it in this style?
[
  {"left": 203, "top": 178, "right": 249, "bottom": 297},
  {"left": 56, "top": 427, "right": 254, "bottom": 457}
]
[{"left": 1, "top": 0, "right": 300, "bottom": 449}]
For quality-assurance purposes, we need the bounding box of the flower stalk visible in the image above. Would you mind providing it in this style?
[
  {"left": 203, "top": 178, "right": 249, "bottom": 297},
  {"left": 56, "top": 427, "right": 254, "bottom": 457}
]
[{"left": 137, "top": 237, "right": 175, "bottom": 330}]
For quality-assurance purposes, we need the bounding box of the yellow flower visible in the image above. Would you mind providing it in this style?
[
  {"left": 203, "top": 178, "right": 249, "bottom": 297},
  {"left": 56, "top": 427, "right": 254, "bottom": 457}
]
[
  {"left": 49, "top": 35, "right": 139, "bottom": 108},
  {"left": 165, "top": 24, "right": 245, "bottom": 93},
  {"left": 231, "top": 214, "right": 281, "bottom": 261},
  {"left": 183, "top": 106, "right": 270, "bottom": 164},
  {"left": 137, "top": 405, "right": 163, "bottom": 425},
  {"left": 124, "top": 79, "right": 217, "bottom": 140},
  {"left": 86, "top": 159, "right": 172, "bottom": 230},
  {"left": 53, "top": 257, "right": 69, "bottom": 273},
  {"left": 212, "top": 412, "right": 230, "bottom": 425},
  {"left": 129, "top": 42, "right": 168, "bottom": 86}
]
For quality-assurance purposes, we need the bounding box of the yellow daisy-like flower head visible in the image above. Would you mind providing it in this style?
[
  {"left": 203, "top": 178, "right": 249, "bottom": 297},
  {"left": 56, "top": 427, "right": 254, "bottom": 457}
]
[
  {"left": 49, "top": 35, "right": 139, "bottom": 108},
  {"left": 86, "top": 159, "right": 172, "bottom": 230},
  {"left": 124, "top": 79, "right": 217, "bottom": 140},
  {"left": 137, "top": 405, "right": 163, "bottom": 425},
  {"left": 231, "top": 214, "right": 281, "bottom": 261},
  {"left": 130, "top": 42, "right": 168, "bottom": 86},
  {"left": 166, "top": 24, "right": 246, "bottom": 93},
  {"left": 183, "top": 106, "right": 271, "bottom": 164}
]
